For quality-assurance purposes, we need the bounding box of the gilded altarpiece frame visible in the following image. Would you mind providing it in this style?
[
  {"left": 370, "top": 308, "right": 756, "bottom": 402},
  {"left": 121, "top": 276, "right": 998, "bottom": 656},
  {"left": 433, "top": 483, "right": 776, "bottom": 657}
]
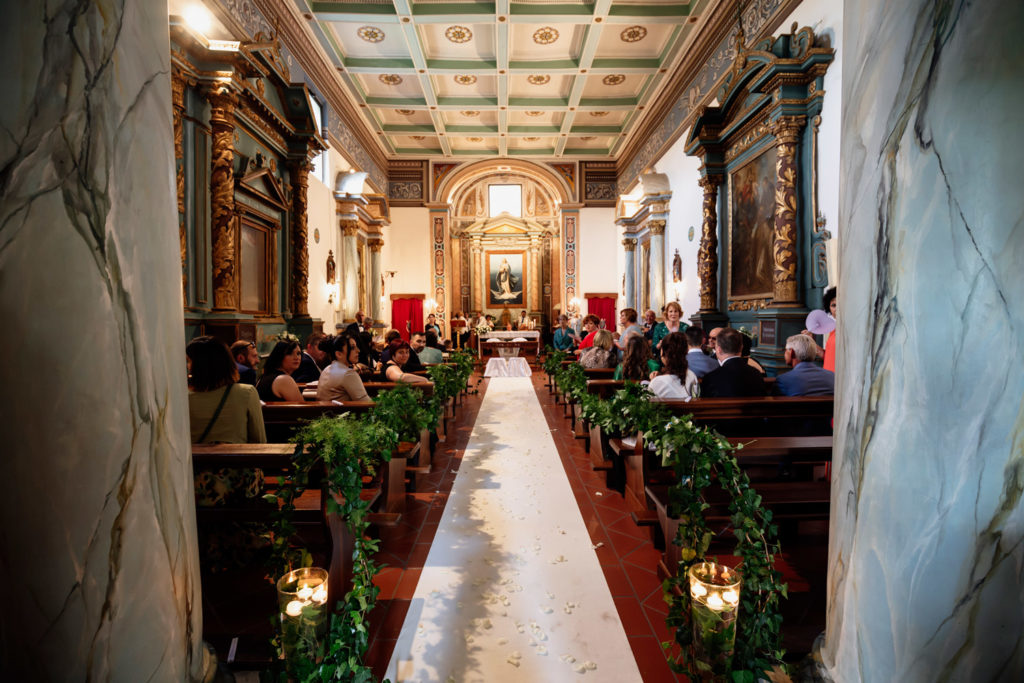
[{"left": 685, "top": 26, "right": 834, "bottom": 374}]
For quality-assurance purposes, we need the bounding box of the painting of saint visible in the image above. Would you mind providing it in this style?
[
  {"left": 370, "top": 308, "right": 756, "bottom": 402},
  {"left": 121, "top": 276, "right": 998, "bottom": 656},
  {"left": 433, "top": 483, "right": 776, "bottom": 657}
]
[
  {"left": 487, "top": 252, "right": 525, "bottom": 307},
  {"left": 729, "top": 146, "right": 777, "bottom": 299}
]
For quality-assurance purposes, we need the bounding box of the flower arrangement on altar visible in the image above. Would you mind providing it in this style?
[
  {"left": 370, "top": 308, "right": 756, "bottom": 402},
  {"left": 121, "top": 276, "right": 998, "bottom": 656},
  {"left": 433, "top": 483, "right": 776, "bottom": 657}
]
[{"left": 475, "top": 322, "right": 493, "bottom": 336}]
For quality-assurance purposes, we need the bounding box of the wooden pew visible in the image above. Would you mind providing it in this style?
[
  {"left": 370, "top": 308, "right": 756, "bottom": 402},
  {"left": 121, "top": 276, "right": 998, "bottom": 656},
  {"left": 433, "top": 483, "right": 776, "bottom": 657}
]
[
  {"left": 261, "top": 401, "right": 425, "bottom": 514},
  {"left": 585, "top": 379, "right": 626, "bottom": 471},
  {"left": 192, "top": 443, "right": 392, "bottom": 665},
  {"left": 644, "top": 435, "right": 833, "bottom": 577}
]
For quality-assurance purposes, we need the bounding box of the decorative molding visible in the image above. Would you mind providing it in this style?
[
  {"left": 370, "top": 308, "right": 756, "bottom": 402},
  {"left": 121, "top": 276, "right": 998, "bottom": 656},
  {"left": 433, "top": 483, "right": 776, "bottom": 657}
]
[
  {"left": 207, "top": 85, "right": 238, "bottom": 311},
  {"left": 289, "top": 160, "right": 311, "bottom": 317}
]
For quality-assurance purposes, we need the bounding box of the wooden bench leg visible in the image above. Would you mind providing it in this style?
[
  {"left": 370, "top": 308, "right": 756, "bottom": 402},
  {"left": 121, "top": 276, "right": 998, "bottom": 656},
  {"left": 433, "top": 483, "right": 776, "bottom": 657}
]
[
  {"left": 385, "top": 457, "right": 407, "bottom": 514},
  {"left": 326, "top": 510, "right": 355, "bottom": 606}
]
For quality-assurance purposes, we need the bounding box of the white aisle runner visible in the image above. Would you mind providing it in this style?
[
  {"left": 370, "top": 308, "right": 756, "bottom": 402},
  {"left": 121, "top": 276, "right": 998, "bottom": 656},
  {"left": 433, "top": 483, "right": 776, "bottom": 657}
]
[{"left": 386, "top": 377, "right": 642, "bottom": 683}]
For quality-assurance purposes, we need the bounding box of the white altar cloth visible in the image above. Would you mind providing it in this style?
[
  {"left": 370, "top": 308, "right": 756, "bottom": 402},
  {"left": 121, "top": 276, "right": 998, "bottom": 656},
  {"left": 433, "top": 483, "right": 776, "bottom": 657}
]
[{"left": 484, "top": 357, "right": 532, "bottom": 378}]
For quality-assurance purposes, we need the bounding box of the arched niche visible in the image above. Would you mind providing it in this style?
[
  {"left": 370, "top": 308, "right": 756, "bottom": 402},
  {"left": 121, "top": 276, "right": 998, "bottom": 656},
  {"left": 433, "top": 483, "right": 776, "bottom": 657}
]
[{"left": 437, "top": 160, "right": 569, "bottom": 323}]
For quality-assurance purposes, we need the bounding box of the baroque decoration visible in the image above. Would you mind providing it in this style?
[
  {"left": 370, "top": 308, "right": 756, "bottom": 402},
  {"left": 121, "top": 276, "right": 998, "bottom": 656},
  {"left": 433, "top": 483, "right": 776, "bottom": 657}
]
[
  {"left": 356, "top": 25, "right": 384, "bottom": 43},
  {"left": 378, "top": 74, "right": 402, "bottom": 85},
  {"left": 445, "top": 25, "right": 472, "bottom": 43},
  {"left": 590, "top": 111, "right": 609, "bottom": 117},
  {"left": 527, "top": 75, "right": 550, "bottom": 85},
  {"left": 396, "top": 109, "right": 415, "bottom": 115},
  {"left": 525, "top": 111, "right": 544, "bottom": 116},
  {"left": 620, "top": 25, "right": 648, "bottom": 42},
  {"left": 454, "top": 74, "right": 477, "bottom": 85},
  {"left": 533, "top": 27, "right": 559, "bottom": 44},
  {"left": 602, "top": 74, "right": 626, "bottom": 86},
  {"left": 461, "top": 110, "right": 480, "bottom": 117}
]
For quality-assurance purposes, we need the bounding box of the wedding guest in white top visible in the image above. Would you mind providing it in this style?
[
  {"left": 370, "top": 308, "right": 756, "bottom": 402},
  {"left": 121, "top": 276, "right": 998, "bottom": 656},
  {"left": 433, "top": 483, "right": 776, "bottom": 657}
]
[
  {"left": 647, "top": 331, "right": 698, "bottom": 399},
  {"left": 316, "top": 334, "right": 371, "bottom": 402}
]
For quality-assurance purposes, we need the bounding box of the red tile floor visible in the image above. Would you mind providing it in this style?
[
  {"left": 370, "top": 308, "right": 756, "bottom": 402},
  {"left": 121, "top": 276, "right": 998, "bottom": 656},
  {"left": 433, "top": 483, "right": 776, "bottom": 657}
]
[{"left": 363, "top": 367, "right": 826, "bottom": 681}]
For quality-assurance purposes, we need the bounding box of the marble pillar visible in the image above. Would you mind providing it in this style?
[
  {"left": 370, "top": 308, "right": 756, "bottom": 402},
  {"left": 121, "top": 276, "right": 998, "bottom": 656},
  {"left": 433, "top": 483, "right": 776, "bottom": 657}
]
[
  {"left": 341, "top": 223, "right": 360, "bottom": 318},
  {"left": 622, "top": 238, "right": 637, "bottom": 310},
  {"left": 0, "top": 1, "right": 207, "bottom": 681},
  {"left": 529, "top": 236, "right": 541, "bottom": 312},
  {"left": 471, "top": 237, "right": 484, "bottom": 313},
  {"left": 649, "top": 221, "right": 666, "bottom": 314},
  {"left": 821, "top": 1, "right": 1024, "bottom": 681},
  {"left": 368, "top": 238, "right": 384, "bottom": 321}
]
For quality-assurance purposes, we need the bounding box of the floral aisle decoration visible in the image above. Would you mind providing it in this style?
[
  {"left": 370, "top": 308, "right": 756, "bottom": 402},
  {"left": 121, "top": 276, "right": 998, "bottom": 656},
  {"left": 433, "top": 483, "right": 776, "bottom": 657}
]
[{"left": 649, "top": 415, "right": 787, "bottom": 682}]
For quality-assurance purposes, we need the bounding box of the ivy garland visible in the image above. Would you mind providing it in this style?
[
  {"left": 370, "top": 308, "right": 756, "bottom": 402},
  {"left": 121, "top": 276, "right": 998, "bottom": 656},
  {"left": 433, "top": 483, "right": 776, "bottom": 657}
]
[
  {"left": 648, "top": 415, "right": 788, "bottom": 681},
  {"left": 266, "top": 414, "right": 398, "bottom": 682},
  {"left": 542, "top": 346, "right": 569, "bottom": 376}
]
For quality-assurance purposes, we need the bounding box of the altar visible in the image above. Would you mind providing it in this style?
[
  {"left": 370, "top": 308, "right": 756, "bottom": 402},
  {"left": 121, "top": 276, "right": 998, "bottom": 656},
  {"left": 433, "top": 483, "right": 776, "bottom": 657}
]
[{"left": 477, "top": 330, "right": 541, "bottom": 358}]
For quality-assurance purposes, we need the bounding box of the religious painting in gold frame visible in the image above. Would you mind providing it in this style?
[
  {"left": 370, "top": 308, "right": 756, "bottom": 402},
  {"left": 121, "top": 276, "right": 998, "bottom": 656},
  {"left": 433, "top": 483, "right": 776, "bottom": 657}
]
[
  {"left": 727, "top": 144, "right": 777, "bottom": 300},
  {"left": 486, "top": 250, "right": 526, "bottom": 308}
]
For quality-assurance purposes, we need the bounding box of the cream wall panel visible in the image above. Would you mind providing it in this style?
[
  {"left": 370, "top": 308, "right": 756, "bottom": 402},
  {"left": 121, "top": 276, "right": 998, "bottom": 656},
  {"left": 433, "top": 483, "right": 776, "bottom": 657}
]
[{"left": 578, "top": 207, "right": 618, "bottom": 313}]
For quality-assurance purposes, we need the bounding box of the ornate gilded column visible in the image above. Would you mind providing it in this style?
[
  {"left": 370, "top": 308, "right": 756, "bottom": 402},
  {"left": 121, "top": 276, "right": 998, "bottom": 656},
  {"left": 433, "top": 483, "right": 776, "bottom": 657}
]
[
  {"left": 648, "top": 220, "right": 666, "bottom": 314},
  {"left": 171, "top": 67, "right": 188, "bottom": 298},
  {"left": 697, "top": 175, "right": 723, "bottom": 312},
  {"left": 368, "top": 237, "right": 384, "bottom": 321},
  {"left": 207, "top": 85, "right": 238, "bottom": 311},
  {"left": 341, "top": 220, "right": 360, "bottom": 318},
  {"left": 771, "top": 115, "right": 806, "bottom": 305},
  {"left": 622, "top": 238, "right": 637, "bottom": 309},
  {"left": 289, "top": 160, "right": 311, "bottom": 318},
  {"left": 471, "top": 236, "right": 484, "bottom": 313},
  {"left": 528, "top": 235, "right": 542, "bottom": 311}
]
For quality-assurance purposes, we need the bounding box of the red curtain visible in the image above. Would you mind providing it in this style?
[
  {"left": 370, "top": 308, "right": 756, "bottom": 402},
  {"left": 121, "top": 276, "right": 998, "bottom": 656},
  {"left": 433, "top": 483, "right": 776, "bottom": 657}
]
[
  {"left": 391, "top": 298, "right": 424, "bottom": 340},
  {"left": 586, "top": 296, "right": 616, "bottom": 330}
]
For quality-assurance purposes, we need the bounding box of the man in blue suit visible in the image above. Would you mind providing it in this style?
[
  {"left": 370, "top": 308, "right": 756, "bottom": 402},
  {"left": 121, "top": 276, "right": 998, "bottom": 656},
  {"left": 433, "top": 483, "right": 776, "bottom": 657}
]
[
  {"left": 776, "top": 334, "right": 835, "bottom": 396},
  {"left": 684, "top": 326, "right": 718, "bottom": 378}
]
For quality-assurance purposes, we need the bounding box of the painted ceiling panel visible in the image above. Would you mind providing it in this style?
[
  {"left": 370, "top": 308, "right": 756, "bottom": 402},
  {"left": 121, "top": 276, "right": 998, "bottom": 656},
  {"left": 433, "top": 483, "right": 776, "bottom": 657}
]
[
  {"left": 419, "top": 24, "right": 497, "bottom": 60},
  {"left": 508, "top": 24, "right": 585, "bottom": 62},
  {"left": 329, "top": 22, "right": 408, "bottom": 58}
]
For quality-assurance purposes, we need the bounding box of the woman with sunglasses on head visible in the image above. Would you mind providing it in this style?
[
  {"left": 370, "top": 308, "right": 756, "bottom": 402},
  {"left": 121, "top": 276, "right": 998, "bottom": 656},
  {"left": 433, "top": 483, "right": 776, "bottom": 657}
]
[{"left": 316, "top": 334, "right": 371, "bottom": 402}]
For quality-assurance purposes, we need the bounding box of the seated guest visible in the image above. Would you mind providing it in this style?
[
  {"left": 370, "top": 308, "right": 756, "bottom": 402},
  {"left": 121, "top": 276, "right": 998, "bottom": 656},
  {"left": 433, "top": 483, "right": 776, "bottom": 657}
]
[
  {"left": 187, "top": 336, "right": 266, "bottom": 444},
  {"left": 647, "top": 331, "right": 698, "bottom": 399},
  {"left": 405, "top": 332, "right": 429, "bottom": 372},
  {"left": 685, "top": 326, "right": 718, "bottom": 378},
  {"left": 383, "top": 340, "right": 431, "bottom": 384},
  {"left": 316, "top": 334, "right": 371, "bottom": 402},
  {"left": 702, "top": 328, "right": 768, "bottom": 397},
  {"left": 378, "top": 330, "right": 404, "bottom": 366},
  {"left": 579, "top": 330, "right": 617, "bottom": 369},
  {"left": 614, "top": 308, "right": 644, "bottom": 352},
  {"left": 292, "top": 331, "right": 327, "bottom": 383},
  {"left": 230, "top": 339, "right": 259, "bottom": 385},
  {"left": 776, "top": 334, "right": 835, "bottom": 396},
  {"left": 419, "top": 331, "right": 445, "bottom": 364},
  {"left": 741, "top": 333, "right": 767, "bottom": 375},
  {"left": 358, "top": 330, "right": 379, "bottom": 369},
  {"left": 707, "top": 326, "right": 725, "bottom": 359},
  {"left": 642, "top": 309, "right": 658, "bottom": 340},
  {"left": 552, "top": 314, "right": 578, "bottom": 351},
  {"left": 615, "top": 334, "right": 658, "bottom": 381},
  {"left": 575, "top": 314, "right": 601, "bottom": 352},
  {"left": 651, "top": 301, "right": 688, "bottom": 352},
  {"left": 255, "top": 340, "right": 305, "bottom": 402}
]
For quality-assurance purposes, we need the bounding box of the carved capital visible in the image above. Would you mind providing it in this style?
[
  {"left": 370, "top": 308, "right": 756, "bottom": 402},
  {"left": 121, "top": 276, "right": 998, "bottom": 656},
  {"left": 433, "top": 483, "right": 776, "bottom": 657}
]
[
  {"left": 621, "top": 238, "right": 637, "bottom": 252},
  {"left": 771, "top": 115, "right": 806, "bottom": 145},
  {"left": 170, "top": 68, "right": 187, "bottom": 112},
  {"left": 206, "top": 86, "right": 238, "bottom": 131},
  {"left": 341, "top": 220, "right": 360, "bottom": 237},
  {"left": 698, "top": 174, "right": 724, "bottom": 193},
  {"left": 367, "top": 237, "right": 384, "bottom": 252},
  {"left": 648, "top": 220, "right": 666, "bottom": 236}
]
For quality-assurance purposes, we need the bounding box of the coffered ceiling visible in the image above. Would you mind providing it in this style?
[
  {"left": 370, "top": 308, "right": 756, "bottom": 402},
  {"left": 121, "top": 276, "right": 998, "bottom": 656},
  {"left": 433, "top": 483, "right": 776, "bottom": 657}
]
[{"left": 294, "top": 0, "right": 717, "bottom": 159}]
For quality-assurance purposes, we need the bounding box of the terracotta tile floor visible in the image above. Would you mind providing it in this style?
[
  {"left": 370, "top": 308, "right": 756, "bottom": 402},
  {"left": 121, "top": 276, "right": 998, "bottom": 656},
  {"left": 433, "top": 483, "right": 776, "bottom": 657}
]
[{"left": 363, "top": 367, "right": 826, "bottom": 681}]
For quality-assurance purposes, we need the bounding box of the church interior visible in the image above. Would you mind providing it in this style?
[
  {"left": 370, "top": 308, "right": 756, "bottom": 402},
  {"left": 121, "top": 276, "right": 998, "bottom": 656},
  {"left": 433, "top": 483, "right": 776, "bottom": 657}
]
[{"left": 2, "top": 0, "right": 1022, "bottom": 681}]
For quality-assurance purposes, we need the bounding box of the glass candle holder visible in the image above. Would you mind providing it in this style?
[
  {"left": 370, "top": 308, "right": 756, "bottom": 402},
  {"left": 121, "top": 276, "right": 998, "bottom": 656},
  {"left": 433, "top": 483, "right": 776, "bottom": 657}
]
[
  {"left": 688, "top": 561, "right": 741, "bottom": 677},
  {"left": 277, "top": 567, "right": 330, "bottom": 669}
]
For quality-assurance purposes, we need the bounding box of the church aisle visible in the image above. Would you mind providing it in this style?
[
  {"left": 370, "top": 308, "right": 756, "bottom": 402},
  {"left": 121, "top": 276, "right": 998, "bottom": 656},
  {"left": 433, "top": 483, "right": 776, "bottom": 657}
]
[{"left": 385, "top": 377, "right": 643, "bottom": 682}]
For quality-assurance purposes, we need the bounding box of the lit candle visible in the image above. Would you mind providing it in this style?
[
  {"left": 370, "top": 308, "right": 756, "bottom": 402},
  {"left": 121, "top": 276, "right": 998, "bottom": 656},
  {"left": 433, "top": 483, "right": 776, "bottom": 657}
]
[
  {"left": 706, "top": 592, "right": 724, "bottom": 611},
  {"left": 722, "top": 589, "right": 739, "bottom": 606},
  {"left": 690, "top": 582, "right": 708, "bottom": 599},
  {"left": 312, "top": 587, "right": 328, "bottom": 604},
  {"left": 285, "top": 600, "right": 304, "bottom": 617},
  {"left": 297, "top": 585, "right": 314, "bottom": 601}
]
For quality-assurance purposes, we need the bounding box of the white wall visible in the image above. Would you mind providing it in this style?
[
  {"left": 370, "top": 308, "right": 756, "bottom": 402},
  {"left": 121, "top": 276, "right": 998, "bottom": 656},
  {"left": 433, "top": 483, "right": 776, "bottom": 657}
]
[
  {"left": 654, "top": 150, "right": 704, "bottom": 321},
  {"left": 306, "top": 147, "right": 351, "bottom": 332},
  {"left": 383, "top": 206, "right": 432, "bottom": 321},
  {"left": 651, "top": 0, "right": 843, "bottom": 321},
  {"left": 577, "top": 207, "right": 619, "bottom": 314}
]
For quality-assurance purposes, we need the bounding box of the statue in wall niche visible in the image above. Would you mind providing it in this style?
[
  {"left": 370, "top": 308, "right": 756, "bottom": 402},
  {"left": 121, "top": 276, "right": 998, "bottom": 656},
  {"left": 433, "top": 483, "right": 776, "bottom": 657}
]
[
  {"left": 326, "top": 250, "right": 336, "bottom": 284},
  {"left": 672, "top": 249, "right": 682, "bottom": 283}
]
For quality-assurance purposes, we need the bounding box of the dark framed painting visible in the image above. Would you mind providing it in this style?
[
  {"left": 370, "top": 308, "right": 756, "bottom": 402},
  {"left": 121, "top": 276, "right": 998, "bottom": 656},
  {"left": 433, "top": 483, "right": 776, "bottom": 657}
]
[
  {"left": 728, "top": 144, "right": 777, "bottom": 300},
  {"left": 487, "top": 250, "right": 525, "bottom": 307}
]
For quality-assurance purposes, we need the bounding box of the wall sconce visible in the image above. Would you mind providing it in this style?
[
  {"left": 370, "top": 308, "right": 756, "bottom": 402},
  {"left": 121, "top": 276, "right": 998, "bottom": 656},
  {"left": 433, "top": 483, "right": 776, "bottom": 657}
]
[{"left": 424, "top": 298, "right": 438, "bottom": 314}]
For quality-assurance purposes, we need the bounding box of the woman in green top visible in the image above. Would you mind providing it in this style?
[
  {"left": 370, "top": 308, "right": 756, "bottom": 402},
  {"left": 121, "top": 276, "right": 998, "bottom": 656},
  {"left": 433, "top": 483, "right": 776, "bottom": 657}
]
[
  {"left": 614, "top": 335, "right": 660, "bottom": 381},
  {"left": 650, "top": 301, "right": 688, "bottom": 352}
]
